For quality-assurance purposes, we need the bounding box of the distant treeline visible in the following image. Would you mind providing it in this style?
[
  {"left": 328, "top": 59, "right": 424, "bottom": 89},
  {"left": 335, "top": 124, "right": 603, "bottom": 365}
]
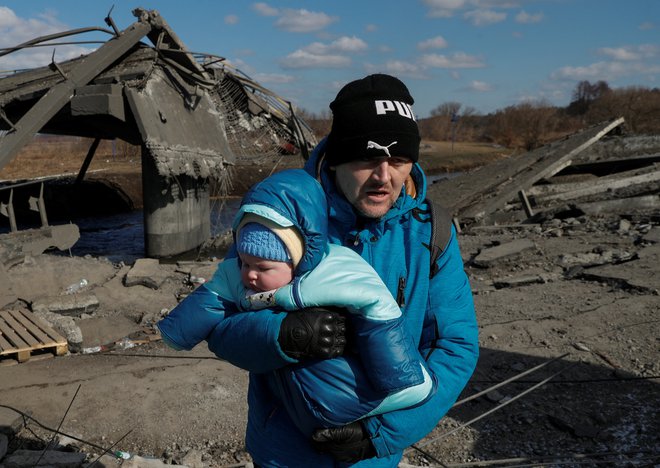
[{"left": 299, "top": 81, "right": 660, "bottom": 152}]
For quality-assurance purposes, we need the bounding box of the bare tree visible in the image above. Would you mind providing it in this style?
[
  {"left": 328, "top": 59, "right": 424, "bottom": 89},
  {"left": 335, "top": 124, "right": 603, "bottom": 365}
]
[
  {"left": 430, "top": 102, "right": 462, "bottom": 117},
  {"left": 485, "top": 101, "right": 558, "bottom": 150},
  {"left": 568, "top": 80, "right": 612, "bottom": 116},
  {"left": 461, "top": 106, "right": 479, "bottom": 118},
  {"left": 587, "top": 86, "right": 660, "bottom": 133}
]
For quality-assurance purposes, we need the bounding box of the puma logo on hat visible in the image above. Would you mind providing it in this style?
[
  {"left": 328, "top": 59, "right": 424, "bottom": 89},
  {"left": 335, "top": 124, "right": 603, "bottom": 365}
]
[{"left": 367, "top": 140, "right": 398, "bottom": 158}]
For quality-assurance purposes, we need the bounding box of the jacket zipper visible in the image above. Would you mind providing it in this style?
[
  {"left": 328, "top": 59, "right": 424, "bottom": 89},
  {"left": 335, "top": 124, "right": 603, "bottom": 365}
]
[{"left": 397, "top": 276, "right": 406, "bottom": 307}]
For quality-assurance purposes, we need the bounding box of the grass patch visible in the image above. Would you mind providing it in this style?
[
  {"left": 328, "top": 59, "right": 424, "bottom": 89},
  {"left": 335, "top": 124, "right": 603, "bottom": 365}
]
[{"left": 419, "top": 140, "right": 513, "bottom": 175}]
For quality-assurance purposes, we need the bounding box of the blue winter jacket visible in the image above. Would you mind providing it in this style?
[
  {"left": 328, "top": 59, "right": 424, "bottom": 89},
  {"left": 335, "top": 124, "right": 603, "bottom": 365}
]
[
  {"left": 158, "top": 168, "right": 435, "bottom": 434},
  {"left": 205, "top": 140, "right": 479, "bottom": 467}
]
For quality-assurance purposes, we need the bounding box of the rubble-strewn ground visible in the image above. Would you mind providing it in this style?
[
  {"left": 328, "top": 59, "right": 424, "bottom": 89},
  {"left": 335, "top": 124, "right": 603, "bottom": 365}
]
[
  {"left": 1, "top": 210, "right": 658, "bottom": 467},
  {"left": 1, "top": 135, "right": 658, "bottom": 467}
]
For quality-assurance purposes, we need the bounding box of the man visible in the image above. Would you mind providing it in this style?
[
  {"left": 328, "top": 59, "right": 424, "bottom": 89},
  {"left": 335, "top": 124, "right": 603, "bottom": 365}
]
[{"left": 205, "top": 74, "right": 479, "bottom": 466}]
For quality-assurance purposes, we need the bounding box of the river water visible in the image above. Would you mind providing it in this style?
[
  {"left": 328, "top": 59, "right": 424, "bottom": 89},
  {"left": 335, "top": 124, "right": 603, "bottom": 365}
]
[
  {"left": 0, "top": 197, "right": 242, "bottom": 263},
  {"left": 68, "top": 197, "right": 243, "bottom": 262}
]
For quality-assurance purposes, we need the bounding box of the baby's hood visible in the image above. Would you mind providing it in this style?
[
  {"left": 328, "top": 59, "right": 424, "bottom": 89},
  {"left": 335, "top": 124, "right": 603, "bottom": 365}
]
[{"left": 232, "top": 169, "right": 328, "bottom": 275}]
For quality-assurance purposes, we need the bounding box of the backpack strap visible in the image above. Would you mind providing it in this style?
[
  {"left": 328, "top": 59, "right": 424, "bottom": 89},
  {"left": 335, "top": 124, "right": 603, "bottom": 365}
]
[{"left": 425, "top": 198, "right": 453, "bottom": 279}]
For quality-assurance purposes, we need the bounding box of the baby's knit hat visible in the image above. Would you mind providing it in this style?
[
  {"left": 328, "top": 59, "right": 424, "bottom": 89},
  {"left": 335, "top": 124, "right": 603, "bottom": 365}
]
[
  {"left": 236, "top": 214, "right": 304, "bottom": 269},
  {"left": 325, "top": 74, "right": 421, "bottom": 166}
]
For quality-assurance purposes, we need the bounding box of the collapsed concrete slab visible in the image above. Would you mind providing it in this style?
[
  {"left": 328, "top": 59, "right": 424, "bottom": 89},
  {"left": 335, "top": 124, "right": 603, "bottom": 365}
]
[
  {"left": 492, "top": 273, "right": 556, "bottom": 289},
  {"left": 0, "top": 224, "right": 79, "bottom": 267},
  {"left": 33, "top": 310, "right": 83, "bottom": 352},
  {"left": 576, "top": 195, "right": 659, "bottom": 216},
  {"left": 578, "top": 243, "right": 660, "bottom": 294},
  {"left": 428, "top": 118, "right": 624, "bottom": 225},
  {"left": 124, "top": 258, "right": 172, "bottom": 289},
  {"left": 32, "top": 293, "right": 100, "bottom": 317},
  {"left": 558, "top": 249, "right": 636, "bottom": 269},
  {"left": 473, "top": 239, "right": 536, "bottom": 267}
]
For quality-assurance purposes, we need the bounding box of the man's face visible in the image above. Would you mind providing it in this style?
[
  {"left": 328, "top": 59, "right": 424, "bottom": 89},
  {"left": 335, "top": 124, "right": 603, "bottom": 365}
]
[{"left": 333, "top": 156, "right": 413, "bottom": 219}]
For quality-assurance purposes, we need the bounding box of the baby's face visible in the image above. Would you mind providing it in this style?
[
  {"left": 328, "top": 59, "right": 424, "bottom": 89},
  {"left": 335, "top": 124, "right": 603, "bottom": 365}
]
[{"left": 239, "top": 252, "right": 294, "bottom": 292}]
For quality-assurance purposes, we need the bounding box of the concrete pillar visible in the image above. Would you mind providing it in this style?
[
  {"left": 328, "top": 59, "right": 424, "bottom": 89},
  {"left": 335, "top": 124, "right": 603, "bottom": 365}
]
[{"left": 141, "top": 148, "right": 210, "bottom": 258}]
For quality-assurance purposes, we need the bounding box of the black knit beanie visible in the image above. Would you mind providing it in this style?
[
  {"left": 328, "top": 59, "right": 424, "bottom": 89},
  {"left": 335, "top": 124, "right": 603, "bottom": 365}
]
[{"left": 325, "top": 74, "right": 420, "bottom": 166}]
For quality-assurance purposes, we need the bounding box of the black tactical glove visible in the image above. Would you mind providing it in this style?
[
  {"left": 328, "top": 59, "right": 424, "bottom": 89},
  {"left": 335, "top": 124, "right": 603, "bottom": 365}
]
[
  {"left": 278, "top": 307, "right": 346, "bottom": 360},
  {"left": 311, "top": 421, "right": 376, "bottom": 463}
]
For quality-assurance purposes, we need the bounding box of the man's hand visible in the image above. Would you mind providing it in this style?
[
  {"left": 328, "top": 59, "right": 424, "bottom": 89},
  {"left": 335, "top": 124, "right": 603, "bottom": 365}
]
[
  {"left": 311, "top": 421, "right": 376, "bottom": 462},
  {"left": 278, "top": 307, "right": 346, "bottom": 359}
]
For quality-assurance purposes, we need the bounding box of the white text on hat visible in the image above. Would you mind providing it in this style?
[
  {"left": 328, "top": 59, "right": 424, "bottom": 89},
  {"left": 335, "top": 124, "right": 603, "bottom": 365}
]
[{"left": 374, "top": 100, "right": 416, "bottom": 121}]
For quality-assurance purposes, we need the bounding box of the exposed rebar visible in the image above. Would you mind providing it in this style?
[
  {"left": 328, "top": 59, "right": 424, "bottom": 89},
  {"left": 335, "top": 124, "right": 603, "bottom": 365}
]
[
  {"left": 35, "top": 383, "right": 81, "bottom": 465},
  {"left": 0, "top": 27, "right": 114, "bottom": 58},
  {"left": 408, "top": 362, "right": 578, "bottom": 454},
  {"left": 420, "top": 450, "right": 659, "bottom": 467},
  {"left": 452, "top": 353, "right": 569, "bottom": 408}
]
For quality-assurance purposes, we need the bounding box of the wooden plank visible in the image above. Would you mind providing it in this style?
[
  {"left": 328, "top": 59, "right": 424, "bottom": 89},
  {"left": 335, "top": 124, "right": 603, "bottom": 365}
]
[
  {"left": 0, "top": 332, "right": 14, "bottom": 351},
  {"left": 17, "top": 310, "right": 66, "bottom": 344},
  {"left": 0, "top": 317, "right": 31, "bottom": 353},
  {"left": 0, "top": 311, "right": 39, "bottom": 347},
  {"left": 8, "top": 310, "right": 54, "bottom": 346},
  {"left": 565, "top": 153, "right": 660, "bottom": 175},
  {"left": 9, "top": 310, "right": 67, "bottom": 353},
  {"left": 54, "top": 343, "right": 68, "bottom": 356}
]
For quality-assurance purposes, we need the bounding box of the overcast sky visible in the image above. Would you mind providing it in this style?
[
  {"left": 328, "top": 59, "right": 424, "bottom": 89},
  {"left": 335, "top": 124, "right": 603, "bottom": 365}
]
[{"left": 1, "top": 1, "right": 658, "bottom": 118}]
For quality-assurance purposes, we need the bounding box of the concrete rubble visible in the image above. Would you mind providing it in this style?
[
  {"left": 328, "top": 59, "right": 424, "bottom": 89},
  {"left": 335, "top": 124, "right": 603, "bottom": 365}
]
[
  {"left": 124, "top": 258, "right": 175, "bottom": 289},
  {"left": 32, "top": 293, "right": 100, "bottom": 316},
  {"left": 472, "top": 238, "right": 537, "bottom": 267},
  {"left": 0, "top": 224, "right": 80, "bottom": 268},
  {"left": 577, "top": 243, "right": 659, "bottom": 294}
]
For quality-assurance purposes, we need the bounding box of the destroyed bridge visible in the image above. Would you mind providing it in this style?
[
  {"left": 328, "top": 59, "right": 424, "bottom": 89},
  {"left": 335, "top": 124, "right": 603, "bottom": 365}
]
[
  {"left": 1, "top": 7, "right": 657, "bottom": 260},
  {"left": 0, "top": 7, "right": 315, "bottom": 258}
]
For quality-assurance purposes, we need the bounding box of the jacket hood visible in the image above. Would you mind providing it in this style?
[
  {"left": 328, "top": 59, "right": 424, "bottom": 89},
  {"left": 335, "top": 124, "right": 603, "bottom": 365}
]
[{"left": 232, "top": 169, "right": 328, "bottom": 275}]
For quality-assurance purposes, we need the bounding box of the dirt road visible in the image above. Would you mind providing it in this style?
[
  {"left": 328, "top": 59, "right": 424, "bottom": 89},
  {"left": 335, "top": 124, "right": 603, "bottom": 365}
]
[{"left": 1, "top": 208, "right": 658, "bottom": 467}]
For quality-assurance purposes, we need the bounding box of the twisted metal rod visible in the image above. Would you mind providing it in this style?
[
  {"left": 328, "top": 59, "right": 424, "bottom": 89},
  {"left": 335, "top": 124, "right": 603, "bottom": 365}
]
[{"left": 408, "top": 361, "right": 578, "bottom": 454}]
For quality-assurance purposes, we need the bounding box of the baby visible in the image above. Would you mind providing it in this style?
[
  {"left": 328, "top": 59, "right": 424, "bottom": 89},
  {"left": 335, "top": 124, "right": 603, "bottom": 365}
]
[
  {"left": 158, "top": 169, "right": 435, "bottom": 435},
  {"left": 235, "top": 217, "right": 301, "bottom": 307}
]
